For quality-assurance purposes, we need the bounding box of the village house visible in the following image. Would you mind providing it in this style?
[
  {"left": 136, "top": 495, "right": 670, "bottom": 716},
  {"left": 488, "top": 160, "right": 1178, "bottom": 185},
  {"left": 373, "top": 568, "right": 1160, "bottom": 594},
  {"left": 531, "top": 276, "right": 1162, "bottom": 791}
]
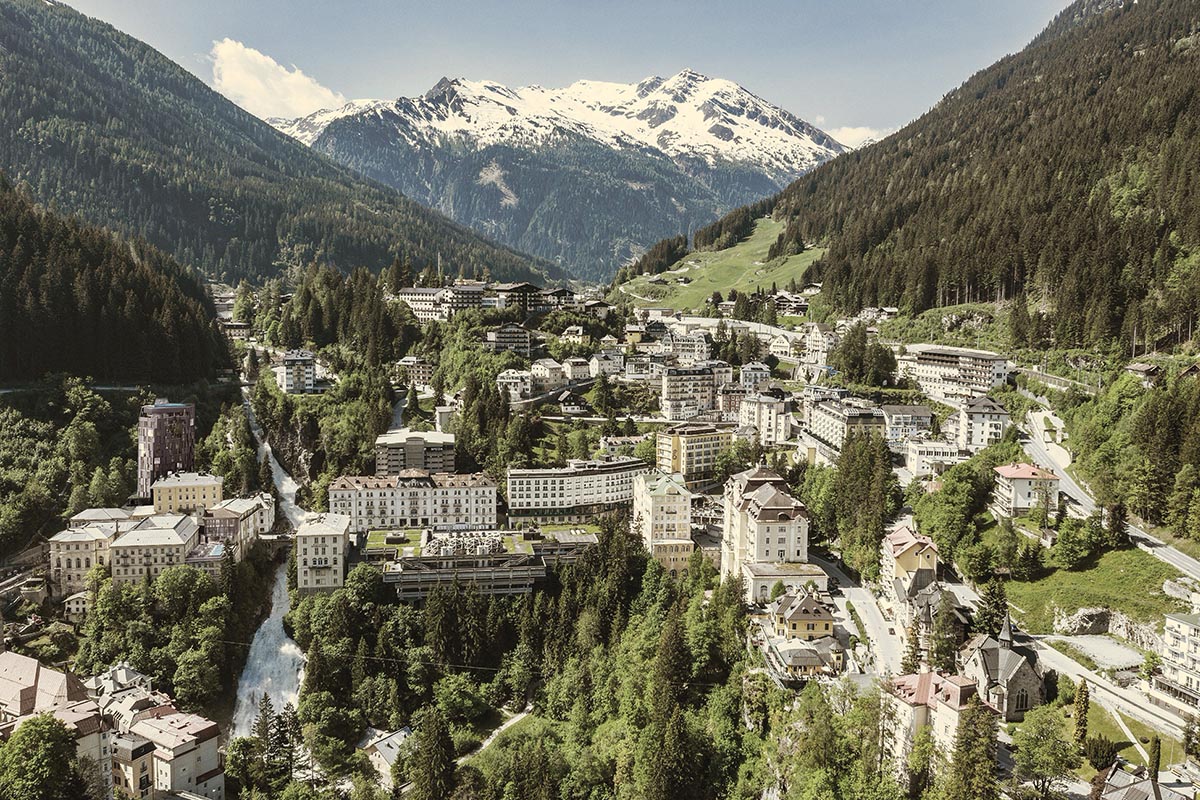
[{"left": 992, "top": 462, "right": 1060, "bottom": 518}]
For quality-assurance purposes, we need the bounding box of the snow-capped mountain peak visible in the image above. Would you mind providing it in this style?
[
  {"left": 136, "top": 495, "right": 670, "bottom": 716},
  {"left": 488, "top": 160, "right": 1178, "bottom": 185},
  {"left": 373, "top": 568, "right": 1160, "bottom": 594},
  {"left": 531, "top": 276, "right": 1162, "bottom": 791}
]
[{"left": 270, "top": 69, "right": 845, "bottom": 179}]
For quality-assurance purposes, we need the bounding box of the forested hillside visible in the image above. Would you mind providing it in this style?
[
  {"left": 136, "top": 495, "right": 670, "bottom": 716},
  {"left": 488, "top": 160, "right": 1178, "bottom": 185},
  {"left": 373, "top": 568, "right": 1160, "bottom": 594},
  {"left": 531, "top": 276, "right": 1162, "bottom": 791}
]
[
  {"left": 0, "top": 177, "right": 227, "bottom": 383},
  {"left": 674, "top": 0, "right": 1200, "bottom": 349},
  {"left": 0, "top": 0, "right": 551, "bottom": 284}
]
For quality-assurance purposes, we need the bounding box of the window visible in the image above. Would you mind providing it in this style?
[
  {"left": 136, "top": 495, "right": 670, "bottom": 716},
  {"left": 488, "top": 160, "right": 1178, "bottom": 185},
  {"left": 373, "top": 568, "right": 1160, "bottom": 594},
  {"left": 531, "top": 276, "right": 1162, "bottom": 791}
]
[{"left": 1015, "top": 688, "right": 1029, "bottom": 712}]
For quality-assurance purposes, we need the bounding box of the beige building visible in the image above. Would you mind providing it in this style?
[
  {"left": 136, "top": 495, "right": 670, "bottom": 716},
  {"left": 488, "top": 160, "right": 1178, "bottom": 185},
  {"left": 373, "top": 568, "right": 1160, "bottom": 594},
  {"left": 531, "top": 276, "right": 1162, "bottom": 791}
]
[
  {"left": 768, "top": 589, "right": 835, "bottom": 641},
  {"left": 880, "top": 525, "right": 939, "bottom": 606},
  {"left": 992, "top": 462, "right": 1059, "bottom": 517},
  {"left": 374, "top": 428, "right": 457, "bottom": 475},
  {"left": 507, "top": 457, "right": 649, "bottom": 523},
  {"left": 721, "top": 466, "right": 811, "bottom": 603},
  {"left": 131, "top": 712, "right": 224, "bottom": 799},
  {"left": 109, "top": 515, "right": 201, "bottom": 585},
  {"left": 886, "top": 672, "right": 989, "bottom": 777},
  {"left": 49, "top": 523, "right": 122, "bottom": 596},
  {"left": 204, "top": 493, "right": 275, "bottom": 554},
  {"left": 807, "top": 399, "right": 886, "bottom": 452},
  {"left": 329, "top": 472, "right": 496, "bottom": 533},
  {"left": 953, "top": 396, "right": 1011, "bottom": 453},
  {"left": 656, "top": 423, "right": 734, "bottom": 490},
  {"left": 1152, "top": 612, "right": 1200, "bottom": 711},
  {"left": 296, "top": 513, "right": 352, "bottom": 592},
  {"left": 485, "top": 323, "right": 534, "bottom": 357},
  {"left": 282, "top": 348, "right": 317, "bottom": 393},
  {"left": 632, "top": 471, "right": 693, "bottom": 576},
  {"left": 661, "top": 365, "right": 719, "bottom": 421},
  {"left": 151, "top": 472, "right": 224, "bottom": 514}
]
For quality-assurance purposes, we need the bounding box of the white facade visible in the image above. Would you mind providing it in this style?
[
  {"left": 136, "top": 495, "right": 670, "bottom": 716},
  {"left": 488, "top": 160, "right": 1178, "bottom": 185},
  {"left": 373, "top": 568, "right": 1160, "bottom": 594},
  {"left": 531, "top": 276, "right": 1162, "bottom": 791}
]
[
  {"left": 807, "top": 399, "right": 886, "bottom": 452},
  {"left": 562, "top": 357, "right": 591, "bottom": 381},
  {"left": 131, "top": 712, "right": 225, "bottom": 799},
  {"left": 531, "top": 359, "right": 567, "bottom": 392},
  {"left": 661, "top": 366, "right": 718, "bottom": 421},
  {"left": 589, "top": 354, "right": 622, "bottom": 378},
  {"left": 740, "top": 362, "right": 771, "bottom": 388},
  {"left": 282, "top": 349, "right": 316, "bottom": 393},
  {"left": 738, "top": 393, "right": 790, "bottom": 446},
  {"left": 657, "top": 331, "right": 710, "bottom": 365},
  {"left": 897, "top": 344, "right": 1009, "bottom": 401},
  {"left": 804, "top": 323, "right": 839, "bottom": 367},
  {"left": 905, "top": 438, "right": 967, "bottom": 477},
  {"left": 633, "top": 471, "right": 693, "bottom": 575},
  {"left": 954, "top": 396, "right": 1011, "bottom": 452},
  {"left": 110, "top": 515, "right": 201, "bottom": 585},
  {"left": 992, "top": 463, "right": 1059, "bottom": 517},
  {"left": 508, "top": 457, "right": 649, "bottom": 519},
  {"left": 328, "top": 473, "right": 497, "bottom": 533},
  {"left": 496, "top": 369, "right": 533, "bottom": 401},
  {"left": 295, "top": 513, "right": 352, "bottom": 592}
]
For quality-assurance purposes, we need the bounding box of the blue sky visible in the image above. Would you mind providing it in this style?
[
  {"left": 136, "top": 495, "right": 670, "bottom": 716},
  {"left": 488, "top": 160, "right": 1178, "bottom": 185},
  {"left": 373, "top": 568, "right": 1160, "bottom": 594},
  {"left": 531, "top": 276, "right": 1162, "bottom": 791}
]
[{"left": 64, "top": 0, "right": 1070, "bottom": 146}]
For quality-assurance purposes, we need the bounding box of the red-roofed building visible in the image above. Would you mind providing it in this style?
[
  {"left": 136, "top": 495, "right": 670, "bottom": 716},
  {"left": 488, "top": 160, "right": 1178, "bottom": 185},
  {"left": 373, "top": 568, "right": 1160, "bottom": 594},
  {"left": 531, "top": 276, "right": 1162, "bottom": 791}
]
[
  {"left": 885, "top": 671, "right": 994, "bottom": 780},
  {"left": 992, "top": 463, "right": 1060, "bottom": 518}
]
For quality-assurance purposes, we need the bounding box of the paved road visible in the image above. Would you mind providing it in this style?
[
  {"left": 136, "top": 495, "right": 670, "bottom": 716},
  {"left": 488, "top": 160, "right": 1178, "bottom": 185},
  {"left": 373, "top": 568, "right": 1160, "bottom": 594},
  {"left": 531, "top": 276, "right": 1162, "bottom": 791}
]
[
  {"left": 812, "top": 555, "right": 902, "bottom": 674},
  {"left": 1022, "top": 413, "right": 1200, "bottom": 582}
]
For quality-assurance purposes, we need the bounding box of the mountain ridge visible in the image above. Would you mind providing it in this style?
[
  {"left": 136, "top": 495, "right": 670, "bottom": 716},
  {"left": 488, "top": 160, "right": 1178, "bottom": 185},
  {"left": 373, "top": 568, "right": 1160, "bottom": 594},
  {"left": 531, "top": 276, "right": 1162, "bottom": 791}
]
[
  {"left": 0, "top": 0, "right": 553, "bottom": 285},
  {"left": 271, "top": 70, "right": 844, "bottom": 279}
]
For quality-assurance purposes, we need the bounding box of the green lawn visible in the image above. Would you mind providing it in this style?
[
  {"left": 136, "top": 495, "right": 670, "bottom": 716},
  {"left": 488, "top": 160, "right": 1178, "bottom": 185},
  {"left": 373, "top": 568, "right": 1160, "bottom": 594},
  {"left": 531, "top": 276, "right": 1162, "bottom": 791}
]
[
  {"left": 366, "top": 530, "right": 422, "bottom": 548},
  {"left": 1005, "top": 547, "right": 1186, "bottom": 633},
  {"left": 619, "top": 217, "right": 824, "bottom": 312}
]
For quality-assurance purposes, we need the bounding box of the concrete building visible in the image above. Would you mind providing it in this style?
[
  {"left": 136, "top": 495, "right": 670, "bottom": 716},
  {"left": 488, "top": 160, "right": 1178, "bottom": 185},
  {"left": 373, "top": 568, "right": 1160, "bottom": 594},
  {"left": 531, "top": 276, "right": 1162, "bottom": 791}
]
[
  {"left": 137, "top": 400, "right": 195, "bottom": 498},
  {"left": 807, "top": 399, "right": 886, "bottom": 452},
  {"left": 589, "top": 354, "right": 622, "bottom": 378},
  {"left": 374, "top": 429, "right": 457, "bottom": 475},
  {"left": 395, "top": 287, "right": 447, "bottom": 322},
  {"left": 110, "top": 515, "right": 201, "bottom": 585},
  {"left": 721, "top": 466, "right": 812, "bottom": 603},
  {"left": 441, "top": 283, "right": 486, "bottom": 317},
  {"left": 329, "top": 472, "right": 497, "bottom": 533},
  {"left": 485, "top": 323, "right": 534, "bottom": 357},
  {"left": 296, "top": 513, "right": 352, "bottom": 592},
  {"left": 897, "top": 344, "right": 1009, "bottom": 401},
  {"left": 740, "top": 362, "right": 771, "bottom": 388},
  {"left": 738, "top": 393, "right": 790, "bottom": 446},
  {"left": 905, "top": 437, "right": 968, "bottom": 477},
  {"left": 661, "top": 365, "right": 718, "bottom": 421},
  {"left": 202, "top": 493, "right": 275, "bottom": 557},
  {"left": 151, "top": 472, "right": 224, "bottom": 514},
  {"left": 953, "top": 396, "right": 1011, "bottom": 453},
  {"left": 111, "top": 731, "right": 156, "bottom": 799},
  {"left": 804, "top": 323, "right": 839, "bottom": 367},
  {"left": 562, "top": 357, "right": 591, "bottom": 382},
  {"left": 656, "top": 423, "right": 734, "bottom": 490},
  {"left": 130, "top": 712, "right": 224, "bottom": 799},
  {"left": 992, "top": 463, "right": 1059, "bottom": 518},
  {"left": 282, "top": 349, "right": 316, "bottom": 393},
  {"left": 397, "top": 355, "right": 435, "bottom": 387},
  {"left": 507, "top": 457, "right": 649, "bottom": 523},
  {"left": 657, "top": 331, "right": 710, "bottom": 365},
  {"left": 633, "top": 471, "right": 693, "bottom": 576},
  {"left": 493, "top": 281, "right": 541, "bottom": 314},
  {"left": 531, "top": 358, "right": 567, "bottom": 393}
]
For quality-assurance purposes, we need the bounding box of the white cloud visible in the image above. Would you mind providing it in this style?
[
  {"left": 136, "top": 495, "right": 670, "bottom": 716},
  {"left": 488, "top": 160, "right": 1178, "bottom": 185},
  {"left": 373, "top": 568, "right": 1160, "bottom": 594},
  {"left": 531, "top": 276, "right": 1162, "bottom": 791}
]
[
  {"left": 828, "top": 125, "right": 898, "bottom": 149},
  {"left": 814, "top": 114, "right": 826, "bottom": 124},
  {"left": 209, "top": 38, "right": 347, "bottom": 120}
]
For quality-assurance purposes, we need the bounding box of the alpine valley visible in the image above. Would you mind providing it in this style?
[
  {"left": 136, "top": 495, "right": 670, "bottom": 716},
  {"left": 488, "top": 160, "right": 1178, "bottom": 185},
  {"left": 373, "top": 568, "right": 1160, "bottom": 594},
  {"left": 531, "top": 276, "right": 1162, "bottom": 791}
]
[{"left": 271, "top": 70, "right": 845, "bottom": 280}]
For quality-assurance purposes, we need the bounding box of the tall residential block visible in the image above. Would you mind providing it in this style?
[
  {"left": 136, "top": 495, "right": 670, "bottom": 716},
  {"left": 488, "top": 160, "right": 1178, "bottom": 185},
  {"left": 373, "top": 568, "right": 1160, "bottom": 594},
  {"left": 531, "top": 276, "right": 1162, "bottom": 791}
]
[{"left": 136, "top": 399, "right": 195, "bottom": 498}]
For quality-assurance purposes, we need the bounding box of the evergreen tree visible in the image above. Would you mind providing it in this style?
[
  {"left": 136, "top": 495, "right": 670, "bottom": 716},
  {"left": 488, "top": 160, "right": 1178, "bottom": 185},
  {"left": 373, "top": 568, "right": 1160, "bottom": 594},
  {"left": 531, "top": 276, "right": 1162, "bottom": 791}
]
[
  {"left": 408, "top": 707, "right": 455, "bottom": 800},
  {"left": 1074, "top": 679, "right": 1090, "bottom": 746},
  {"left": 1149, "top": 735, "right": 1161, "bottom": 781},
  {"left": 931, "top": 605, "right": 959, "bottom": 673},
  {"left": 901, "top": 624, "right": 922, "bottom": 674},
  {"left": 946, "top": 695, "right": 998, "bottom": 800},
  {"left": 974, "top": 578, "right": 1008, "bottom": 636}
]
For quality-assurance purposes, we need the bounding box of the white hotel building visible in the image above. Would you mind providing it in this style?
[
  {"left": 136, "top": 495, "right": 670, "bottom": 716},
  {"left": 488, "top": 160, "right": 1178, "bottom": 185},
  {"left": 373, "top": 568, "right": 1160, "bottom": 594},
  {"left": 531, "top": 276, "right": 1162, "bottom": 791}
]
[
  {"left": 507, "top": 457, "right": 650, "bottom": 523},
  {"left": 328, "top": 471, "right": 497, "bottom": 533},
  {"left": 897, "top": 344, "right": 1009, "bottom": 402}
]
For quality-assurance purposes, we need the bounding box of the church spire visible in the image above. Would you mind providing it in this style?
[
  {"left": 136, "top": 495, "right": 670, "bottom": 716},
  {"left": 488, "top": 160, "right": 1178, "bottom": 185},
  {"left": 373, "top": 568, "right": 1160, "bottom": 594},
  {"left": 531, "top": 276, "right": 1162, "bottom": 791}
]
[{"left": 999, "top": 611, "right": 1013, "bottom": 649}]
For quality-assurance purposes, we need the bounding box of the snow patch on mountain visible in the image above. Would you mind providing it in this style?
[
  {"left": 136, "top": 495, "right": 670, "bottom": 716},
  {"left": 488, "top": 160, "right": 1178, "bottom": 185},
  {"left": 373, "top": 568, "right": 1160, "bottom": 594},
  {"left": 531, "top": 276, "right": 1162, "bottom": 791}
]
[{"left": 271, "top": 69, "right": 845, "bottom": 181}]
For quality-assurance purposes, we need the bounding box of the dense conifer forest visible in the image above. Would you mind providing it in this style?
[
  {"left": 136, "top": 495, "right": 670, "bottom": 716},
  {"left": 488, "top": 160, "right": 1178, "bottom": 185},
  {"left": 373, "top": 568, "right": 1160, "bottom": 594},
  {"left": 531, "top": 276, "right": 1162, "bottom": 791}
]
[
  {"left": 625, "top": 0, "right": 1200, "bottom": 350},
  {"left": 0, "top": 0, "right": 552, "bottom": 285},
  {"left": 0, "top": 178, "right": 227, "bottom": 383}
]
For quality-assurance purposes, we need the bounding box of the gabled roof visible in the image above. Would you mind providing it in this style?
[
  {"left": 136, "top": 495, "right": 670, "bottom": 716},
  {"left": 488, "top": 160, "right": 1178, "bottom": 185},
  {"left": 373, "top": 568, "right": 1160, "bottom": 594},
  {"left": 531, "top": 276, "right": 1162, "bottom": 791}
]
[
  {"left": 885, "top": 525, "right": 937, "bottom": 559},
  {"left": 994, "top": 462, "right": 1058, "bottom": 481},
  {"left": 888, "top": 671, "right": 981, "bottom": 712},
  {"left": 965, "top": 396, "right": 1009, "bottom": 415}
]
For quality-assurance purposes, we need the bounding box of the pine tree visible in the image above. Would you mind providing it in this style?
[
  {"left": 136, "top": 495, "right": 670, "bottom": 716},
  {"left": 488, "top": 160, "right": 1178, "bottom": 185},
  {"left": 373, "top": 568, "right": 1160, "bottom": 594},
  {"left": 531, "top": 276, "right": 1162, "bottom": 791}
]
[
  {"left": 901, "top": 624, "right": 922, "bottom": 674},
  {"left": 408, "top": 706, "right": 455, "bottom": 800},
  {"left": 931, "top": 605, "right": 959, "bottom": 673},
  {"left": 1149, "top": 735, "right": 1161, "bottom": 781},
  {"left": 1074, "top": 679, "right": 1090, "bottom": 745},
  {"left": 974, "top": 578, "right": 1008, "bottom": 635},
  {"left": 258, "top": 455, "right": 273, "bottom": 494},
  {"left": 946, "top": 695, "right": 998, "bottom": 800}
]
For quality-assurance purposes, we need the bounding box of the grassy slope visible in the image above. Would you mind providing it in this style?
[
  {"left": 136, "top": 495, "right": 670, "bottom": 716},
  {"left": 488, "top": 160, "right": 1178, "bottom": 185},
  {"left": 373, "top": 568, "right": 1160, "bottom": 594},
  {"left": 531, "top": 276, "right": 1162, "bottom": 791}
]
[
  {"left": 618, "top": 217, "right": 824, "bottom": 312},
  {"left": 1005, "top": 547, "right": 1186, "bottom": 633}
]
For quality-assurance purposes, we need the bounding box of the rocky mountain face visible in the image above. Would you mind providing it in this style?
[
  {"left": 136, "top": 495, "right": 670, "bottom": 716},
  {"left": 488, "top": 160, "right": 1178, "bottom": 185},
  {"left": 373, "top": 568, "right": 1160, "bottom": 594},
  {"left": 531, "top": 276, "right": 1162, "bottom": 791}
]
[{"left": 272, "top": 70, "right": 844, "bottom": 280}]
